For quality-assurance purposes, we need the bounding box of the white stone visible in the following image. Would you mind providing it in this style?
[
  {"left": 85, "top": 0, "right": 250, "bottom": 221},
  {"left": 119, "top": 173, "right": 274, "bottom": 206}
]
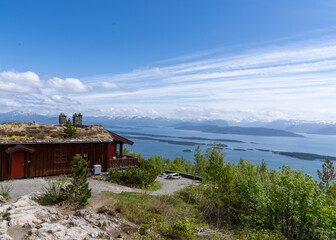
[
  {"left": 0, "top": 220, "right": 8, "bottom": 235},
  {"left": 7, "top": 205, "right": 59, "bottom": 228},
  {"left": 0, "top": 234, "right": 13, "bottom": 240},
  {"left": 28, "top": 219, "right": 109, "bottom": 240}
]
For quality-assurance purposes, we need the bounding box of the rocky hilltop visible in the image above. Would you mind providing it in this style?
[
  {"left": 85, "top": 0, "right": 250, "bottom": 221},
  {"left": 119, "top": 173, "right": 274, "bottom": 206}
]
[{"left": 0, "top": 192, "right": 139, "bottom": 240}]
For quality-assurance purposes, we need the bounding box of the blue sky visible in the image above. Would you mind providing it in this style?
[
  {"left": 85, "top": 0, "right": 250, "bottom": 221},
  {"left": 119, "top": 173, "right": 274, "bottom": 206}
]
[{"left": 1, "top": 0, "right": 336, "bottom": 121}]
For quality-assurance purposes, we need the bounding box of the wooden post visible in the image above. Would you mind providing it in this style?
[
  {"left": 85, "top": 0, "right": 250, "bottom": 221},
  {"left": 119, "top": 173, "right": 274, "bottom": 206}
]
[
  {"left": 119, "top": 144, "right": 123, "bottom": 158},
  {"left": 107, "top": 143, "right": 111, "bottom": 169},
  {"left": 8, "top": 153, "right": 12, "bottom": 180}
]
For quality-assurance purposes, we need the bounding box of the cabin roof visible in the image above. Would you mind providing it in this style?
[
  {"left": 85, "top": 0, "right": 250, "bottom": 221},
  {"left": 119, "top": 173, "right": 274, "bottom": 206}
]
[
  {"left": 0, "top": 122, "right": 132, "bottom": 145},
  {"left": 108, "top": 130, "right": 134, "bottom": 145}
]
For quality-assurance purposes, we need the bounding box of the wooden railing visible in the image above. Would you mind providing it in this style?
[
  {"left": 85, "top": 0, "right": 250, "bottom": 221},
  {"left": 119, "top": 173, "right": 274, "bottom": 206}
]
[{"left": 109, "top": 155, "right": 138, "bottom": 169}]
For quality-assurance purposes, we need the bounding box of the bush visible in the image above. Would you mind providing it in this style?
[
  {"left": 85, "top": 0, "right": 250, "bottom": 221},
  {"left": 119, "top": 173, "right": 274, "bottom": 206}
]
[
  {"left": 39, "top": 179, "right": 68, "bottom": 205},
  {"left": 108, "top": 158, "right": 159, "bottom": 189},
  {"left": 235, "top": 228, "right": 287, "bottom": 240}
]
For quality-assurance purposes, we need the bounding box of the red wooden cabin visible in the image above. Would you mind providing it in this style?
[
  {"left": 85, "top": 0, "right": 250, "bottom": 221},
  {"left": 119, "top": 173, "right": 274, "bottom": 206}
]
[{"left": 0, "top": 114, "right": 137, "bottom": 180}]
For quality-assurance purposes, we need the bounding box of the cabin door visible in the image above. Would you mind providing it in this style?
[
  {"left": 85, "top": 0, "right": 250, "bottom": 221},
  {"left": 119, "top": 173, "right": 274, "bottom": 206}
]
[{"left": 11, "top": 152, "right": 25, "bottom": 178}]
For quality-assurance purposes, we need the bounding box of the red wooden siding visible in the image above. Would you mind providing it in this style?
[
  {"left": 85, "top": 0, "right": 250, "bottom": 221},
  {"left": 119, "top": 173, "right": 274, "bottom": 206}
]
[
  {"left": 0, "top": 142, "right": 119, "bottom": 180},
  {"left": 28, "top": 142, "right": 111, "bottom": 177},
  {"left": 0, "top": 145, "right": 10, "bottom": 180}
]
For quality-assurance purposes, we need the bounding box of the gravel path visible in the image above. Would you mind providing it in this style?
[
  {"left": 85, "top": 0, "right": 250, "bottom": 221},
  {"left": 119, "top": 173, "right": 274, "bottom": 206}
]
[
  {"left": 0, "top": 175, "right": 199, "bottom": 202},
  {"left": 151, "top": 174, "right": 197, "bottom": 195},
  {"left": 0, "top": 178, "right": 47, "bottom": 203},
  {"left": 89, "top": 179, "right": 143, "bottom": 194}
]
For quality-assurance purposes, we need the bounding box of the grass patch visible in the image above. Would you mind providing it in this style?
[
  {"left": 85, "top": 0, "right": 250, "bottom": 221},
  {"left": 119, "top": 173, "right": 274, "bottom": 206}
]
[
  {"left": 38, "top": 179, "right": 69, "bottom": 205},
  {"left": 0, "top": 185, "right": 12, "bottom": 200},
  {"left": 144, "top": 181, "right": 162, "bottom": 191},
  {"left": 101, "top": 191, "right": 206, "bottom": 239}
]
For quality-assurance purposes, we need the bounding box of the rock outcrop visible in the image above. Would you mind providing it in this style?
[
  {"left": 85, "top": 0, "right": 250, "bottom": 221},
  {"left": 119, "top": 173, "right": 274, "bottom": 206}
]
[{"left": 0, "top": 192, "right": 139, "bottom": 240}]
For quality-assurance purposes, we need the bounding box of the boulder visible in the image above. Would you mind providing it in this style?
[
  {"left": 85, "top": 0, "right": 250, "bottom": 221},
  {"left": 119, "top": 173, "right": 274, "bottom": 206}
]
[{"left": 0, "top": 192, "right": 139, "bottom": 239}]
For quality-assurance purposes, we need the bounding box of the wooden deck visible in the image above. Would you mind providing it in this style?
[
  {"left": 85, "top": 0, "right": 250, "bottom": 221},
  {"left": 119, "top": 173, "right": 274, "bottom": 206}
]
[{"left": 109, "top": 155, "right": 138, "bottom": 169}]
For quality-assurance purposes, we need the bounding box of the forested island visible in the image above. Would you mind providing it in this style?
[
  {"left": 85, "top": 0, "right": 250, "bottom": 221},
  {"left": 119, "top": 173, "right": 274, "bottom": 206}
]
[
  {"left": 176, "top": 124, "right": 304, "bottom": 137},
  {"left": 255, "top": 149, "right": 336, "bottom": 160}
]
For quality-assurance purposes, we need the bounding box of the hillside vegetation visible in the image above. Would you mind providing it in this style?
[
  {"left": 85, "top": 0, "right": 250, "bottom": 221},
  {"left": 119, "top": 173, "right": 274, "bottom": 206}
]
[{"left": 123, "top": 144, "right": 336, "bottom": 239}]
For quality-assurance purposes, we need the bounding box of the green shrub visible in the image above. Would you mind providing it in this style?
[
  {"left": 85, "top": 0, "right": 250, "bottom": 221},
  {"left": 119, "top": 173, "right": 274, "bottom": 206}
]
[
  {"left": 108, "top": 158, "right": 159, "bottom": 189},
  {"left": 0, "top": 185, "right": 12, "bottom": 200},
  {"left": 180, "top": 144, "right": 336, "bottom": 240},
  {"left": 39, "top": 180, "right": 68, "bottom": 205},
  {"left": 157, "top": 217, "right": 198, "bottom": 239},
  {"left": 235, "top": 228, "right": 287, "bottom": 240},
  {"left": 173, "top": 218, "right": 194, "bottom": 233}
]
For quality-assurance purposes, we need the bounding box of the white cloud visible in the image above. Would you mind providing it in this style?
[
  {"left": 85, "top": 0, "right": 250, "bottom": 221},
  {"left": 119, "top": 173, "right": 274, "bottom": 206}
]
[
  {"left": 0, "top": 70, "right": 42, "bottom": 93},
  {"left": 101, "top": 82, "right": 119, "bottom": 89},
  {"left": 49, "top": 95, "right": 80, "bottom": 105},
  {"left": 48, "top": 77, "right": 89, "bottom": 93},
  {"left": 0, "top": 70, "right": 90, "bottom": 114}
]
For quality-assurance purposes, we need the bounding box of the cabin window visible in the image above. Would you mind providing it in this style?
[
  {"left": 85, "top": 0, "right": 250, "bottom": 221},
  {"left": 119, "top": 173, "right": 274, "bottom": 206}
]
[
  {"left": 55, "top": 148, "right": 67, "bottom": 163},
  {"left": 77, "top": 148, "right": 88, "bottom": 161}
]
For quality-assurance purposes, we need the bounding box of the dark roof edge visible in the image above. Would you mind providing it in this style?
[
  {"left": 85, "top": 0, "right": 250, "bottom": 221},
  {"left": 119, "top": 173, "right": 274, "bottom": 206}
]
[
  {"left": 108, "top": 131, "right": 134, "bottom": 145},
  {"left": 6, "top": 144, "right": 35, "bottom": 154}
]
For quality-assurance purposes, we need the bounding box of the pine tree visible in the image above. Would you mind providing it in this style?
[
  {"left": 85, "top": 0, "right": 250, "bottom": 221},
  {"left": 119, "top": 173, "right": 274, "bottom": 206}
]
[
  {"left": 65, "top": 155, "right": 91, "bottom": 207},
  {"left": 194, "top": 145, "right": 208, "bottom": 177},
  {"left": 317, "top": 157, "right": 336, "bottom": 192},
  {"left": 64, "top": 118, "right": 76, "bottom": 137}
]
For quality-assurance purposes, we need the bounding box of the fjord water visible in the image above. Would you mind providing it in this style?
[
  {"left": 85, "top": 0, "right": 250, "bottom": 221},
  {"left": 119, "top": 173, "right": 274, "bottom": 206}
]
[{"left": 110, "top": 126, "right": 336, "bottom": 179}]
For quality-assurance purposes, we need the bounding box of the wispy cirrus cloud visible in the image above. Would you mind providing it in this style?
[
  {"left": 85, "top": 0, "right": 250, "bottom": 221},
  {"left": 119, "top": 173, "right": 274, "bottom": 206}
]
[
  {"left": 2, "top": 35, "right": 336, "bottom": 121},
  {"left": 78, "top": 36, "right": 336, "bottom": 121}
]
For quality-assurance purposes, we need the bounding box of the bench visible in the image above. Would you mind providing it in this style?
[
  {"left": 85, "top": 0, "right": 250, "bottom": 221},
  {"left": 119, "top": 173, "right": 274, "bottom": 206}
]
[{"left": 165, "top": 173, "right": 181, "bottom": 179}]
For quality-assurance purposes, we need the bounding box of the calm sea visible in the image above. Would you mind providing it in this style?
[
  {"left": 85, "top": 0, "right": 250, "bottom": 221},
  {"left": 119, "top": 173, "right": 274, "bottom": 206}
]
[{"left": 109, "top": 126, "right": 336, "bottom": 179}]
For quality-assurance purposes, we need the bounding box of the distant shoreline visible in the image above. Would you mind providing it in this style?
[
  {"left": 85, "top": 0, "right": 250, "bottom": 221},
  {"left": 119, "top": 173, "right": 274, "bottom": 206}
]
[
  {"left": 113, "top": 130, "right": 245, "bottom": 143},
  {"left": 114, "top": 130, "right": 334, "bottom": 161}
]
